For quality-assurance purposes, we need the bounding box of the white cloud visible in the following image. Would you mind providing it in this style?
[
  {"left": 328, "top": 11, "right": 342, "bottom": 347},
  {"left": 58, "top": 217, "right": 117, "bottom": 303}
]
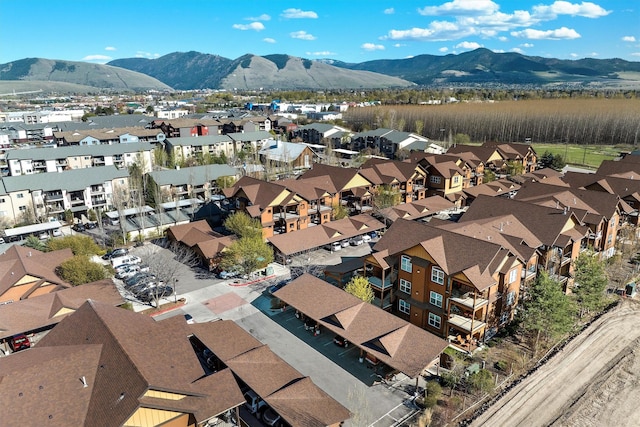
[
  {"left": 384, "top": 8, "right": 395, "bottom": 14},
  {"left": 290, "top": 31, "right": 316, "bottom": 40},
  {"left": 419, "top": 0, "right": 500, "bottom": 16},
  {"left": 361, "top": 43, "right": 385, "bottom": 51},
  {"left": 82, "top": 54, "right": 112, "bottom": 62},
  {"left": 455, "top": 41, "right": 483, "bottom": 49},
  {"left": 533, "top": 1, "right": 610, "bottom": 19},
  {"left": 393, "top": 43, "right": 404, "bottom": 48},
  {"left": 622, "top": 36, "right": 636, "bottom": 42},
  {"left": 511, "top": 27, "right": 580, "bottom": 40},
  {"left": 263, "top": 38, "right": 276, "bottom": 44},
  {"left": 520, "top": 43, "right": 534, "bottom": 48},
  {"left": 570, "top": 52, "right": 579, "bottom": 57},
  {"left": 281, "top": 8, "right": 318, "bottom": 19},
  {"left": 232, "top": 22, "right": 265, "bottom": 31},
  {"left": 385, "top": 20, "right": 468, "bottom": 41},
  {"left": 248, "top": 14, "right": 270, "bottom": 21},
  {"left": 135, "top": 51, "right": 160, "bottom": 59},
  {"left": 493, "top": 49, "right": 505, "bottom": 53},
  {"left": 439, "top": 47, "right": 449, "bottom": 52},
  {"left": 498, "top": 36, "right": 508, "bottom": 41},
  {"left": 105, "top": 46, "right": 116, "bottom": 51},
  {"left": 307, "top": 51, "right": 335, "bottom": 56},
  {"left": 588, "top": 51, "right": 598, "bottom": 56},
  {"left": 631, "top": 52, "right": 640, "bottom": 57},
  {"left": 511, "top": 47, "right": 524, "bottom": 54}
]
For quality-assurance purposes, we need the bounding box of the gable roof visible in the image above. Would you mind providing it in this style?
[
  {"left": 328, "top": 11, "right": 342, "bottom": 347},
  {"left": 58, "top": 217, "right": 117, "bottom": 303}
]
[
  {"left": 298, "top": 164, "right": 374, "bottom": 193},
  {"left": 460, "top": 195, "right": 584, "bottom": 247},
  {"left": 223, "top": 175, "right": 297, "bottom": 209},
  {"left": 273, "top": 274, "right": 448, "bottom": 378},
  {"left": 0, "top": 245, "right": 73, "bottom": 299},
  {"left": 377, "top": 195, "right": 456, "bottom": 222}
]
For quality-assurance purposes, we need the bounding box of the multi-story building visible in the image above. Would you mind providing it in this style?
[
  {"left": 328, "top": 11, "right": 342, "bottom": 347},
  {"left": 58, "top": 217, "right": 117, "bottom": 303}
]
[{"left": 364, "top": 219, "right": 524, "bottom": 346}]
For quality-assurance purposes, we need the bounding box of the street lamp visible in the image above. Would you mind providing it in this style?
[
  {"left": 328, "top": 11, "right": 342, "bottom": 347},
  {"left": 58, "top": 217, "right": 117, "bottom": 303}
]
[{"left": 174, "top": 278, "right": 179, "bottom": 303}]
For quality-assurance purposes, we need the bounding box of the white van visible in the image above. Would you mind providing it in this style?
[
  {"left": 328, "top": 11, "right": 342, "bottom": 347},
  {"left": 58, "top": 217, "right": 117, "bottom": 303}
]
[{"left": 111, "top": 255, "right": 142, "bottom": 268}]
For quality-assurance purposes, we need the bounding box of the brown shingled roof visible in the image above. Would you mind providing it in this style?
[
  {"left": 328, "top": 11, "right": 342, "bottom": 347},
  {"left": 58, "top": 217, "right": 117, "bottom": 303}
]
[{"left": 274, "top": 274, "right": 448, "bottom": 378}]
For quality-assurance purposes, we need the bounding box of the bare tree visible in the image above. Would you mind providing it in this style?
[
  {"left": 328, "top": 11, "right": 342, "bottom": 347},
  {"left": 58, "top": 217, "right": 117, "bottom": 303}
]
[{"left": 136, "top": 241, "right": 200, "bottom": 308}]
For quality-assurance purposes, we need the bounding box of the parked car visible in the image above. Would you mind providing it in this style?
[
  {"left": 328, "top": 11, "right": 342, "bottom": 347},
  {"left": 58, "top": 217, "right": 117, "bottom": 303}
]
[
  {"left": 9, "top": 334, "right": 31, "bottom": 352},
  {"left": 72, "top": 223, "right": 85, "bottom": 232},
  {"left": 102, "top": 248, "right": 128, "bottom": 260},
  {"left": 38, "top": 232, "right": 49, "bottom": 240},
  {"left": 340, "top": 239, "right": 350, "bottom": 248},
  {"left": 138, "top": 285, "right": 173, "bottom": 302},
  {"left": 362, "top": 234, "right": 372, "bottom": 243},
  {"left": 111, "top": 255, "right": 142, "bottom": 268},
  {"left": 218, "top": 269, "right": 240, "bottom": 279},
  {"left": 268, "top": 280, "right": 289, "bottom": 295},
  {"left": 85, "top": 222, "right": 98, "bottom": 229},
  {"left": 0, "top": 237, "right": 5, "bottom": 244},
  {"left": 325, "top": 241, "right": 342, "bottom": 252},
  {"left": 261, "top": 406, "right": 283, "bottom": 426},
  {"left": 115, "top": 264, "right": 141, "bottom": 279},
  {"left": 243, "top": 390, "right": 267, "bottom": 415},
  {"left": 349, "top": 236, "right": 364, "bottom": 246},
  {"left": 125, "top": 272, "right": 154, "bottom": 287},
  {"left": 184, "top": 314, "right": 195, "bottom": 324},
  {"left": 52, "top": 229, "right": 63, "bottom": 237},
  {"left": 333, "top": 335, "right": 349, "bottom": 348}
]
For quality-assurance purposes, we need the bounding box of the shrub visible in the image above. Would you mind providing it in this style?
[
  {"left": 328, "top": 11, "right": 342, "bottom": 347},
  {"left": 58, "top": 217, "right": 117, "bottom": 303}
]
[{"left": 494, "top": 360, "right": 508, "bottom": 371}]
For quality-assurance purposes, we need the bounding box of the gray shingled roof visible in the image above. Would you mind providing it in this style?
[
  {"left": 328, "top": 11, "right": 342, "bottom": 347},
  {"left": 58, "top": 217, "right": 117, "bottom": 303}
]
[
  {"left": 1, "top": 165, "right": 129, "bottom": 193},
  {"left": 5, "top": 142, "right": 155, "bottom": 161},
  {"left": 147, "top": 164, "right": 237, "bottom": 186},
  {"left": 165, "top": 135, "right": 232, "bottom": 147}
]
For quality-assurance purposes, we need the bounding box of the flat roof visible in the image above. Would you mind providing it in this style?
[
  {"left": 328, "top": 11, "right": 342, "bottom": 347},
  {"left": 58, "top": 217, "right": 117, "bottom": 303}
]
[{"left": 4, "top": 221, "right": 63, "bottom": 237}]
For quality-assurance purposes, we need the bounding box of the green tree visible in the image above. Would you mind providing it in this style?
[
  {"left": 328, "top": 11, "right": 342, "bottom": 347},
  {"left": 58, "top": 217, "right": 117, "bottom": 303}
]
[
  {"left": 216, "top": 175, "right": 236, "bottom": 190},
  {"left": 484, "top": 169, "right": 496, "bottom": 183},
  {"left": 47, "top": 235, "right": 103, "bottom": 256},
  {"left": 23, "top": 235, "right": 48, "bottom": 251},
  {"left": 572, "top": 250, "right": 608, "bottom": 317},
  {"left": 373, "top": 184, "right": 402, "bottom": 210},
  {"left": 506, "top": 160, "right": 525, "bottom": 175},
  {"left": 519, "top": 271, "right": 576, "bottom": 355},
  {"left": 153, "top": 146, "right": 169, "bottom": 168},
  {"left": 332, "top": 202, "right": 349, "bottom": 220},
  {"left": 344, "top": 276, "right": 374, "bottom": 303},
  {"left": 453, "top": 133, "right": 471, "bottom": 146},
  {"left": 467, "top": 369, "right": 494, "bottom": 395},
  {"left": 220, "top": 236, "right": 274, "bottom": 277},
  {"left": 58, "top": 255, "right": 109, "bottom": 286},
  {"left": 224, "top": 212, "right": 263, "bottom": 240}
]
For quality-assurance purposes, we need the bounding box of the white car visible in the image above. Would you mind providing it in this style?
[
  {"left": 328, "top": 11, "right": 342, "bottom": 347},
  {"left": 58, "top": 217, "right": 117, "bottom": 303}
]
[
  {"left": 362, "top": 234, "right": 372, "bottom": 242},
  {"left": 52, "top": 229, "right": 63, "bottom": 237}
]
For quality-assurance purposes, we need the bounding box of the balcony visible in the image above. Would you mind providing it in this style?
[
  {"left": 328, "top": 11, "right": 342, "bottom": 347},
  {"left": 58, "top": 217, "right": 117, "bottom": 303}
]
[
  {"left": 588, "top": 231, "right": 602, "bottom": 240},
  {"left": 448, "top": 314, "right": 487, "bottom": 335},
  {"left": 90, "top": 186, "right": 105, "bottom": 194},
  {"left": 93, "top": 157, "right": 106, "bottom": 166},
  {"left": 91, "top": 197, "right": 106, "bottom": 206},
  {"left": 367, "top": 276, "right": 393, "bottom": 291},
  {"left": 45, "top": 193, "right": 64, "bottom": 202},
  {"left": 46, "top": 203, "right": 64, "bottom": 214},
  {"left": 70, "top": 197, "right": 84, "bottom": 206},
  {"left": 372, "top": 294, "right": 393, "bottom": 310},
  {"left": 449, "top": 294, "right": 488, "bottom": 311},
  {"left": 55, "top": 159, "right": 68, "bottom": 167},
  {"left": 33, "top": 161, "right": 46, "bottom": 170},
  {"left": 522, "top": 267, "right": 537, "bottom": 281}
]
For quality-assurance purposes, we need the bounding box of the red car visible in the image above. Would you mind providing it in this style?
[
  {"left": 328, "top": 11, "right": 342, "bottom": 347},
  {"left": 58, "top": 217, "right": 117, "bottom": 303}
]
[{"left": 9, "top": 334, "right": 31, "bottom": 352}]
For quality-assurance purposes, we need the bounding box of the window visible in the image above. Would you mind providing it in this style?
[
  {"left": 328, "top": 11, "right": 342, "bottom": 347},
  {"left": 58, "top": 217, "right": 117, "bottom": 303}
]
[
  {"left": 18, "top": 206, "right": 27, "bottom": 211},
  {"left": 453, "top": 176, "right": 460, "bottom": 184},
  {"left": 500, "top": 312, "right": 509, "bottom": 324},
  {"left": 428, "top": 313, "right": 441, "bottom": 329},
  {"left": 401, "top": 255, "right": 412, "bottom": 273},
  {"left": 509, "top": 269, "right": 517, "bottom": 284},
  {"left": 506, "top": 291, "right": 515, "bottom": 306},
  {"left": 0, "top": 198, "right": 4, "bottom": 203},
  {"left": 431, "top": 267, "right": 444, "bottom": 285},
  {"left": 429, "top": 291, "right": 443, "bottom": 307},
  {"left": 17, "top": 194, "right": 24, "bottom": 199},
  {"left": 398, "top": 299, "right": 410, "bottom": 314},
  {"left": 430, "top": 176, "right": 441, "bottom": 184},
  {"left": 399, "top": 279, "right": 411, "bottom": 294}
]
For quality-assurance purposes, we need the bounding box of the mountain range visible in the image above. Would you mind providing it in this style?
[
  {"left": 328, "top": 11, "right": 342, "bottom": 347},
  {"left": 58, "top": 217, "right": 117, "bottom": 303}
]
[{"left": 1, "top": 48, "right": 639, "bottom": 93}]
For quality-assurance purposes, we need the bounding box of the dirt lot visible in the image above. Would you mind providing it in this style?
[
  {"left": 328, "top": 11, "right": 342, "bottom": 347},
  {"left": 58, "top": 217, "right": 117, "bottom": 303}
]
[{"left": 468, "top": 297, "right": 640, "bottom": 427}]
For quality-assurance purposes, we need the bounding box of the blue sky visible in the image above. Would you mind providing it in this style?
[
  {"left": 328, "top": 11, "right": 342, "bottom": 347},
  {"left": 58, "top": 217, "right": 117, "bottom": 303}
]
[{"left": 1, "top": 0, "right": 638, "bottom": 64}]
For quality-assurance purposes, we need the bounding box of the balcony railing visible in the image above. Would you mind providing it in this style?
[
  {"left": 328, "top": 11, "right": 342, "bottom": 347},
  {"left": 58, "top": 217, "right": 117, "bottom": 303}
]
[
  {"left": 372, "top": 294, "right": 393, "bottom": 310},
  {"left": 45, "top": 193, "right": 64, "bottom": 201},
  {"left": 90, "top": 186, "right": 104, "bottom": 194},
  {"left": 449, "top": 294, "right": 489, "bottom": 311},
  {"left": 367, "top": 276, "right": 393, "bottom": 290}
]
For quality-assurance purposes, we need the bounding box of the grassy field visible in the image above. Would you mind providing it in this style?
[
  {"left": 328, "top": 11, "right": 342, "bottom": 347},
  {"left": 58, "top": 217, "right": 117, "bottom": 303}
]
[{"left": 532, "top": 143, "right": 634, "bottom": 170}]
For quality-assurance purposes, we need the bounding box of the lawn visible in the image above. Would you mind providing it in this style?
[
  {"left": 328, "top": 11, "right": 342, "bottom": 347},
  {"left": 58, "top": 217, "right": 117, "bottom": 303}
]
[{"left": 532, "top": 143, "right": 633, "bottom": 170}]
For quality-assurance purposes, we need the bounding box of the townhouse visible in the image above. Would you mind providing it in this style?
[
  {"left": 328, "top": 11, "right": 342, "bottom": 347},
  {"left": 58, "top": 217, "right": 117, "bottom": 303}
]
[
  {"left": 164, "top": 135, "right": 235, "bottom": 162},
  {"left": 147, "top": 164, "right": 238, "bottom": 204},
  {"left": 5, "top": 142, "right": 155, "bottom": 176},
  {"left": 460, "top": 195, "right": 587, "bottom": 289},
  {"left": 462, "top": 178, "right": 520, "bottom": 206},
  {"left": 0, "top": 300, "right": 350, "bottom": 426},
  {"left": 290, "top": 122, "right": 351, "bottom": 147},
  {"left": 258, "top": 140, "right": 317, "bottom": 171},
  {"left": 514, "top": 181, "right": 629, "bottom": 259},
  {"left": 0, "top": 165, "right": 130, "bottom": 224},
  {"left": 414, "top": 155, "right": 466, "bottom": 204},
  {"left": 0, "top": 245, "right": 74, "bottom": 303},
  {"left": 350, "top": 128, "right": 443, "bottom": 159},
  {"left": 223, "top": 176, "right": 312, "bottom": 239},
  {"left": 364, "top": 219, "right": 524, "bottom": 345},
  {"left": 53, "top": 127, "right": 165, "bottom": 146},
  {"left": 448, "top": 142, "right": 536, "bottom": 175},
  {"left": 358, "top": 157, "right": 427, "bottom": 203}
]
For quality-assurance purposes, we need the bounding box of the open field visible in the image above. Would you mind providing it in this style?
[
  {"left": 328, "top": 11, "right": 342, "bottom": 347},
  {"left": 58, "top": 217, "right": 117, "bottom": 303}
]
[
  {"left": 532, "top": 143, "right": 632, "bottom": 169},
  {"left": 467, "top": 298, "right": 640, "bottom": 427}
]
